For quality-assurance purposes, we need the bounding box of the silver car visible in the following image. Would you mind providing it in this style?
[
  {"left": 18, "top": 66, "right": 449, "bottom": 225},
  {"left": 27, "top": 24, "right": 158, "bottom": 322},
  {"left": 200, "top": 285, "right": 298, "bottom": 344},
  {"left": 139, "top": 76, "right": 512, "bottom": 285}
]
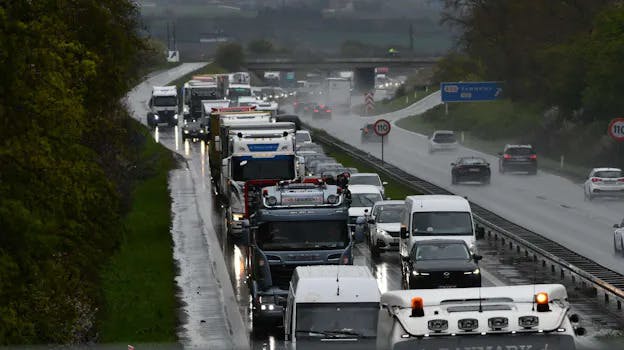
[{"left": 366, "top": 201, "right": 405, "bottom": 257}]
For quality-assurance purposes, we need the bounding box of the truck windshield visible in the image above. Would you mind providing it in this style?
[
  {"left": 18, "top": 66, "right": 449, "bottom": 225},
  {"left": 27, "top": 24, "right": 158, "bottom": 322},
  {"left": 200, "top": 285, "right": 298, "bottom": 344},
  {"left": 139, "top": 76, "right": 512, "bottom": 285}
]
[
  {"left": 228, "top": 87, "right": 252, "bottom": 99},
  {"left": 296, "top": 302, "right": 378, "bottom": 338},
  {"left": 412, "top": 212, "right": 473, "bottom": 236},
  {"left": 393, "top": 334, "right": 575, "bottom": 350},
  {"left": 256, "top": 220, "right": 349, "bottom": 251},
  {"left": 191, "top": 87, "right": 220, "bottom": 100},
  {"left": 232, "top": 156, "right": 295, "bottom": 181},
  {"left": 153, "top": 96, "right": 177, "bottom": 107}
]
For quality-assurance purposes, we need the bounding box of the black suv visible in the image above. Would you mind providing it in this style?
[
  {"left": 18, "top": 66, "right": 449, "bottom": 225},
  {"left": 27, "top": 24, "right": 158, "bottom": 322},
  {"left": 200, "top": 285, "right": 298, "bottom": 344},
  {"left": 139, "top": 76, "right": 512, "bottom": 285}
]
[
  {"left": 498, "top": 144, "right": 537, "bottom": 175},
  {"left": 403, "top": 239, "right": 482, "bottom": 289}
]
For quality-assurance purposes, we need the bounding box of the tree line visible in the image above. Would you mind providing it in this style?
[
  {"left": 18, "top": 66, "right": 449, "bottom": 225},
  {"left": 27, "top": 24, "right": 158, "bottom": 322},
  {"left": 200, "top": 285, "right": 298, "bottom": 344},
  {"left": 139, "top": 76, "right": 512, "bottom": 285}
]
[
  {"left": 0, "top": 1, "right": 163, "bottom": 343},
  {"left": 434, "top": 0, "right": 624, "bottom": 164}
]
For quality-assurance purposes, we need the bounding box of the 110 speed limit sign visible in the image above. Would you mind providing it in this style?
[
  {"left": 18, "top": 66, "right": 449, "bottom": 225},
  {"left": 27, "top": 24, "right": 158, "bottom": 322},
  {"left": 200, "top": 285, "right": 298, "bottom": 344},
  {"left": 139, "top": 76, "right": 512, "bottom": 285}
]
[
  {"left": 608, "top": 118, "right": 624, "bottom": 142},
  {"left": 373, "top": 119, "right": 391, "bottom": 136}
]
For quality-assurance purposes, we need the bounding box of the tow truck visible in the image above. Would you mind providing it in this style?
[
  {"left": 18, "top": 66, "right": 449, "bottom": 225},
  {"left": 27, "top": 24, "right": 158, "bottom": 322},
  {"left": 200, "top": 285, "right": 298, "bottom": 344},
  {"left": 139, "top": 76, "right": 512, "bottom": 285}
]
[
  {"left": 377, "top": 284, "right": 585, "bottom": 350},
  {"left": 147, "top": 86, "right": 179, "bottom": 127},
  {"left": 244, "top": 180, "right": 353, "bottom": 333}
]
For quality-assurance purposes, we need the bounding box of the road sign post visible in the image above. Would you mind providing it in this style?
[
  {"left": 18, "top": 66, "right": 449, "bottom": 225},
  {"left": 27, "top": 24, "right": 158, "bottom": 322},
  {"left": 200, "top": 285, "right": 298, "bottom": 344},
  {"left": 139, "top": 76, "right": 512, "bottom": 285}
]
[{"left": 373, "top": 119, "right": 391, "bottom": 165}]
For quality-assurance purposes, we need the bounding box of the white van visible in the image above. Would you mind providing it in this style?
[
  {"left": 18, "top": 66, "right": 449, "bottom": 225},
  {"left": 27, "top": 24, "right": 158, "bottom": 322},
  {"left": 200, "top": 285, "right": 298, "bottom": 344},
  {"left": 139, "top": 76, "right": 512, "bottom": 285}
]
[
  {"left": 285, "top": 265, "right": 380, "bottom": 349},
  {"left": 376, "top": 284, "right": 583, "bottom": 350},
  {"left": 399, "top": 195, "right": 475, "bottom": 276}
]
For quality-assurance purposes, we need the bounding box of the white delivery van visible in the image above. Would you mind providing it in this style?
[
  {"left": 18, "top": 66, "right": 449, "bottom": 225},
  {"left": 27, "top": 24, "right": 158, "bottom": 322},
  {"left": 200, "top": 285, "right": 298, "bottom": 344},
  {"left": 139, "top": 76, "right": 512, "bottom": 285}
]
[
  {"left": 376, "top": 284, "right": 584, "bottom": 350},
  {"left": 285, "top": 265, "right": 380, "bottom": 350},
  {"left": 399, "top": 195, "right": 475, "bottom": 279}
]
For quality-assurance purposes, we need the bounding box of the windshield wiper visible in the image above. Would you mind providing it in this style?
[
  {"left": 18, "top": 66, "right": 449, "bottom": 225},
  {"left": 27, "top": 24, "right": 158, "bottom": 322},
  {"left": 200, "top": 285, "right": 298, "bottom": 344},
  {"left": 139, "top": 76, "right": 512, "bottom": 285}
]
[{"left": 295, "top": 329, "right": 365, "bottom": 338}]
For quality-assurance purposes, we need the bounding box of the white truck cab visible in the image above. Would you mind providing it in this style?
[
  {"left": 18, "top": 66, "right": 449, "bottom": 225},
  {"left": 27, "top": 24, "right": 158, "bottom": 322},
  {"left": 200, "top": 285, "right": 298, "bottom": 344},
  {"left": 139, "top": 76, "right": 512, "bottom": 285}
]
[
  {"left": 377, "top": 284, "right": 583, "bottom": 350},
  {"left": 147, "top": 86, "right": 179, "bottom": 127},
  {"left": 285, "top": 265, "right": 380, "bottom": 349}
]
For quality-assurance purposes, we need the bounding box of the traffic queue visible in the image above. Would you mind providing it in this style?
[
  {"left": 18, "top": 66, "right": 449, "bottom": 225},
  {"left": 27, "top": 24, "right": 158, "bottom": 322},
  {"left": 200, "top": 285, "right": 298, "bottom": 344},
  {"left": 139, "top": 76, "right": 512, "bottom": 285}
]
[{"left": 149, "top": 75, "right": 586, "bottom": 349}]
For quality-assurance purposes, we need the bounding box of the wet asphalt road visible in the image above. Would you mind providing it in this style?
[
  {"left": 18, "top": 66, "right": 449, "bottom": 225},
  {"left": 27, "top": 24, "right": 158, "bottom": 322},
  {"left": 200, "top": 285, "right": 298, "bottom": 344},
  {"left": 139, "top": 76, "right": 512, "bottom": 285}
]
[{"left": 126, "top": 66, "right": 623, "bottom": 349}]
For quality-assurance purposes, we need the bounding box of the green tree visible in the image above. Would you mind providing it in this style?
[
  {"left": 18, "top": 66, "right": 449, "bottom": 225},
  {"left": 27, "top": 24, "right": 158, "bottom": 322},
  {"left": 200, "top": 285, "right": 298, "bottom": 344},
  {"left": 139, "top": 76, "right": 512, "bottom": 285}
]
[
  {"left": 247, "top": 39, "right": 274, "bottom": 55},
  {"left": 215, "top": 42, "right": 245, "bottom": 71}
]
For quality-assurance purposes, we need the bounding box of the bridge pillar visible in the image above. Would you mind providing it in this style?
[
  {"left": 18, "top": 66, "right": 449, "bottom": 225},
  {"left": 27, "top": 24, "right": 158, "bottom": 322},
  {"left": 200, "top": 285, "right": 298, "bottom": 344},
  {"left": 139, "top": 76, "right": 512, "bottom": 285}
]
[{"left": 353, "top": 67, "right": 375, "bottom": 94}]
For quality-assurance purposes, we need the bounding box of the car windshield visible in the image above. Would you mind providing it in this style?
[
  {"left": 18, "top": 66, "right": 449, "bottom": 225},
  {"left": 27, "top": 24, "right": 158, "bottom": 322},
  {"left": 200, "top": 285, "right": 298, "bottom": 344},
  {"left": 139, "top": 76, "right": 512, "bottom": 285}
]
[
  {"left": 153, "top": 96, "right": 177, "bottom": 107},
  {"left": 296, "top": 133, "right": 311, "bottom": 143},
  {"left": 349, "top": 175, "right": 381, "bottom": 186},
  {"left": 411, "top": 243, "right": 470, "bottom": 260},
  {"left": 377, "top": 205, "right": 403, "bottom": 223},
  {"left": 594, "top": 170, "right": 622, "bottom": 178},
  {"left": 433, "top": 133, "right": 456, "bottom": 143},
  {"left": 232, "top": 156, "right": 295, "bottom": 181},
  {"left": 350, "top": 193, "right": 383, "bottom": 207},
  {"left": 412, "top": 212, "right": 473, "bottom": 236},
  {"left": 295, "top": 302, "right": 379, "bottom": 338},
  {"left": 506, "top": 147, "right": 534, "bottom": 155},
  {"left": 256, "top": 220, "right": 349, "bottom": 250}
]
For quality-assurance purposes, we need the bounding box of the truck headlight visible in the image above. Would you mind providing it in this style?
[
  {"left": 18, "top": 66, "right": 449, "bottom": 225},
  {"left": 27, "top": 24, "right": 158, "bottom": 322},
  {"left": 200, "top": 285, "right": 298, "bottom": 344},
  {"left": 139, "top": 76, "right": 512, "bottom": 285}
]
[
  {"left": 412, "top": 271, "right": 430, "bottom": 276},
  {"left": 463, "top": 268, "right": 480, "bottom": 275},
  {"left": 184, "top": 130, "right": 189, "bottom": 134},
  {"left": 232, "top": 213, "right": 244, "bottom": 221},
  {"left": 154, "top": 115, "right": 159, "bottom": 120}
]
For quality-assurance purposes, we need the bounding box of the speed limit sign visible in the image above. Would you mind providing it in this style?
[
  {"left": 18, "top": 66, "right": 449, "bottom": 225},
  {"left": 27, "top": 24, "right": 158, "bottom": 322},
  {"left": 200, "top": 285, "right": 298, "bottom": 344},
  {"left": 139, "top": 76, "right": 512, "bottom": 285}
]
[
  {"left": 608, "top": 118, "right": 624, "bottom": 142},
  {"left": 373, "top": 119, "right": 391, "bottom": 136}
]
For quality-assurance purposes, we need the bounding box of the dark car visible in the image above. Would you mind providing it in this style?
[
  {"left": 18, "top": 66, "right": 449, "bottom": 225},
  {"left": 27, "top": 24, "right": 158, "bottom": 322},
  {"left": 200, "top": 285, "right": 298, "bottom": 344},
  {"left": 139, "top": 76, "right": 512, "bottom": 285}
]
[
  {"left": 404, "top": 239, "right": 482, "bottom": 289},
  {"left": 311, "top": 104, "right": 332, "bottom": 118},
  {"left": 360, "top": 123, "right": 386, "bottom": 143},
  {"left": 275, "top": 114, "right": 302, "bottom": 130},
  {"left": 498, "top": 144, "right": 537, "bottom": 174},
  {"left": 181, "top": 121, "right": 209, "bottom": 142},
  {"left": 451, "top": 157, "right": 491, "bottom": 185}
]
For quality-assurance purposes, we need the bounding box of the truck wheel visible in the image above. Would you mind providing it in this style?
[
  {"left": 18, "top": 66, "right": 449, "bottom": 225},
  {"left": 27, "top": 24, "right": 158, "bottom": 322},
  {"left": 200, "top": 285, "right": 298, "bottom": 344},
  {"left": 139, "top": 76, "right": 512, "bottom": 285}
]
[{"left": 369, "top": 240, "right": 380, "bottom": 258}]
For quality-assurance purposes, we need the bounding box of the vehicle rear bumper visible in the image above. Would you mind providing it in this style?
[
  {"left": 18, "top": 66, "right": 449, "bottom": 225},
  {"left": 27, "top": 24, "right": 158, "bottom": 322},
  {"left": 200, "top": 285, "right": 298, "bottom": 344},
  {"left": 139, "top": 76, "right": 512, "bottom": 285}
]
[{"left": 501, "top": 161, "right": 537, "bottom": 171}]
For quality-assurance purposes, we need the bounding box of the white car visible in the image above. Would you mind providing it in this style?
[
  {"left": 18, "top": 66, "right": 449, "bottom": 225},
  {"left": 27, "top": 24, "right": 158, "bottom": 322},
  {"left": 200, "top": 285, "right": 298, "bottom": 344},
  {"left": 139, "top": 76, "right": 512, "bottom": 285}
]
[
  {"left": 295, "top": 130, "right": 312, "bottom": 145},
  {"left": 349, "top": 173, "right": 388, "bottom": 197},
  {"left": 366, "top": 200, "right": 405, "bottom": 257},
  {"left": 583, "top": 168, "right": 624, "bottom": 201},
  {"left": 347, "top": 185, "right": 383, "bottom": 233},
  {"left": 428, "top": 130, "right": 458, "bottom": 153}
]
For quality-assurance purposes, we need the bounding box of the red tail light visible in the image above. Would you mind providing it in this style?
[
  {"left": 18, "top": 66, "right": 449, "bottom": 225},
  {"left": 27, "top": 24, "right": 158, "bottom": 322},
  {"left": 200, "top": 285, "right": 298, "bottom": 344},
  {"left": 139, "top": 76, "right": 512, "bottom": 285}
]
[
  {"left": 314, "top": 109, "right": 319, "bottom": 112},
  {"left": 503, "top": 154, "right": 511, "bottom": 159},
  {"left": 326, "top": 109, "right": 331, "bottom": 112},
  {"left": 529, "top": 154, "right": 537, "bottom": 160},
  {"left": 591, "top": 177, "right": 601, "bottom": 183},
  {"left": 618, "top": 178, "right": 624, "bottom": 183}
]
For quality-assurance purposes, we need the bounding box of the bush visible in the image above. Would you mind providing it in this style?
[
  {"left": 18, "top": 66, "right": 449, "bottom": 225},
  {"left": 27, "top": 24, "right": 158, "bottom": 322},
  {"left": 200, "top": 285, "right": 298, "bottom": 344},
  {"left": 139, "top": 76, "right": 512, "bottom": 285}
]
[{"left": 215, "top": 42, "right": 245, "bottom": 71}]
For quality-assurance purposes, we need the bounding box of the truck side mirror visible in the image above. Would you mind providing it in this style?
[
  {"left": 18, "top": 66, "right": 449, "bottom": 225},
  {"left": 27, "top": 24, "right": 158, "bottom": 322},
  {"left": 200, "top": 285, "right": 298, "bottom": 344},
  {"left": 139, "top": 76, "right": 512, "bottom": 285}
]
[
  {"left": 614, "top": 224, "right": 620, "bottom": 229},
  {"left": 400, "top": 225, "right": 409, "bottom": 239}
]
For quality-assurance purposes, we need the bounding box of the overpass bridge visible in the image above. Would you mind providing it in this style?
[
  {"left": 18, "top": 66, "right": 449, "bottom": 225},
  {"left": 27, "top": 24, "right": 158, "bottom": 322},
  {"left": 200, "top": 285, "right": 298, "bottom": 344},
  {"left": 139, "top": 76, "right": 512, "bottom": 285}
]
[{"left": 244, "top": 56, "right": 441, "bottom": 92}]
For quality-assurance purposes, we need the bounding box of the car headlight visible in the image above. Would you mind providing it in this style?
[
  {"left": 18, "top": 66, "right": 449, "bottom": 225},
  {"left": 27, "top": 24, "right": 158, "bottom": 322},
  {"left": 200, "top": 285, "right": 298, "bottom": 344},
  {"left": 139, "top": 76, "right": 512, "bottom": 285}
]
[
  {"left": 412, "top": 271, "right": 430, "bottom": 276},
  {"left": 464, "top": 268, "right": 480, "bottom": 275},
  {"left": 154, "top": 115, "right": 159, "bottom": 120},
  {"left": 199, "top": 129, "right": 204, "bottom": 133},
  {"left": 232, "top": 213, "right": 244, "bottom": 221},
  {"left": 174, "top": 114, "right": 178, "bottom": 119},
  {"left": 184, "top": 130, "right": 189, "bottom": 134}
]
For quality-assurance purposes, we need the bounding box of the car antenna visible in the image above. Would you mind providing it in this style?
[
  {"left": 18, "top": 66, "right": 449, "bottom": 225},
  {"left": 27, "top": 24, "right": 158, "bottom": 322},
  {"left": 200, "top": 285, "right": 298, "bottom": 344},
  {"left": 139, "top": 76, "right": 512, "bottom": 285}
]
[
  {"left": 336, "top": 265, "right": 340, "bottom": 296},
  {"left": 478, "top": 259, "right": 483, "bottom": 313},
  {"left": 531, "top": 261, "right": 538, "bottom": 312}
]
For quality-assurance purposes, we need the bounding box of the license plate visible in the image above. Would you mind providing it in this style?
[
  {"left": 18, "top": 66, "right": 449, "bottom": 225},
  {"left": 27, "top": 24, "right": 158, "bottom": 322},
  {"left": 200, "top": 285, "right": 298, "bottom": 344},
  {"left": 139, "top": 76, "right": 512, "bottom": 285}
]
[
  {"left": 439, "top": 285, "right": 457, "bottom": 288},
  {"left": 469, "top": 168, "right": 480, "bottom": 172},
  {"left": 604, "top": 180, "right": 616, "bottom": 184}
]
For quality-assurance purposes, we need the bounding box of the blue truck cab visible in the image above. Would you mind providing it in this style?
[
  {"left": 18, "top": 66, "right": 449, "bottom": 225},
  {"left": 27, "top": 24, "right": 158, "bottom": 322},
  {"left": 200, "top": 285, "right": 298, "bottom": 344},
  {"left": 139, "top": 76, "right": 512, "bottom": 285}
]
[{"left": 247, "top": 180, "right": 352, "bottom": 333}]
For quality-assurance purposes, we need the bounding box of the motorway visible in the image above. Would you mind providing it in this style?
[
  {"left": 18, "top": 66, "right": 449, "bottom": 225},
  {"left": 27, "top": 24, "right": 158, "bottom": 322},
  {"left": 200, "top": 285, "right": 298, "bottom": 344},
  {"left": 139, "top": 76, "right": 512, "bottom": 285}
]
[
  {"left": 295, "top": 91, "right": 624, "bottom": 276},
  {"left": 126, "top": 65, "right": 623, "bottom": 349}
]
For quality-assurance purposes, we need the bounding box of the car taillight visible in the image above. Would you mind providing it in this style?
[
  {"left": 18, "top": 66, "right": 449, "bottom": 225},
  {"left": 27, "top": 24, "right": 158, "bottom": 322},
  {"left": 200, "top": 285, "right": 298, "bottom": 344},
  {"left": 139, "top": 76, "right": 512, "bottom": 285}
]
[
  {"left": 529, "top": 154, "right": 537, "bottom": 160},
  {"left": 314, "top": 109, "right": 319, "bottom": 112},
  {"left": 618, "top": 178, "right": 624, "bottom": 183},
  {"left": 326, "top": 109, "right": 331, "bottom": 112},
  {"left": 503, "top": 154, "right": 511, "bottom": 159},
  {"left": 591, "top": 177, "right": 601, "bottom": 183}
]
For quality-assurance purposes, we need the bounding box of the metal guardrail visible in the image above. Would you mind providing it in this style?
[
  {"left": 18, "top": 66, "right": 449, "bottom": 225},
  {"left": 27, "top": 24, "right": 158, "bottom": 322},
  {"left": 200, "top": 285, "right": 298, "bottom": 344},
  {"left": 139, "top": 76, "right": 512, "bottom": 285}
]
[{"left": 308, "top": 126, "right": 624, "bottom": 311}]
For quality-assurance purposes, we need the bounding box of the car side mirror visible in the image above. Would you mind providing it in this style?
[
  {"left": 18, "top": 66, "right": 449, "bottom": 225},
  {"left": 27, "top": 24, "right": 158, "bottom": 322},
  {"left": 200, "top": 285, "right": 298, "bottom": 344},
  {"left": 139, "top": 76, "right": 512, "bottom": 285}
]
[
  {"left": 614, "top": 224, "right": 620, "bottom": 229},
  {"left": 451, "top": 163, "right": 456, "bottom": 166},
  {"left": 574, "top": 327, "right": 586, "bottom": 336},
  {"left": 400, "top": 225, "right": 409, "bottom": 239},
  {"left": 473, "top": 254, "right": 483, "bottom": 262},
  {"left": 569, "top": 314, "right": 580, "bottom": 323}
]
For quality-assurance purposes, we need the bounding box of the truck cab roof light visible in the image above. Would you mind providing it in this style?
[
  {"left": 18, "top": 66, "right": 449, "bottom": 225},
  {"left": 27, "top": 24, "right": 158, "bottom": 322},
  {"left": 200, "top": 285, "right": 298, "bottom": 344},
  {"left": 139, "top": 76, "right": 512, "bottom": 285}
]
[
  {"left": 535, "top": 292, "right": 550, "bottom": 312},
  {"left": 262, "top": 189, "right": 268, "bottom": 197},
  {"left": 519, "top": 315, "right": 539, "bottom": 329},
  {"left": 458, "top": 318, "right": 478, "bottom": 331},
  {"left": 411, "top": 297, "right": 424, "bottom": 317},
  {"left": 488, "top": 317, "right": 508, "bottom": 330},
  {"left": 428, "top": 319, "right": 448, "bottom": 333}
]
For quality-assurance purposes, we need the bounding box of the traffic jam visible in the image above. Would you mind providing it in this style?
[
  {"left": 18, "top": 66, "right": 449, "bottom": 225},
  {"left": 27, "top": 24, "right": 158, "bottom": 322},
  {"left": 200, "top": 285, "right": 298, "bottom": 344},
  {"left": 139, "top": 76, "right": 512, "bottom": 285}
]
[{"left": 148, "top": 72, "right": 587, "bottom": 349}]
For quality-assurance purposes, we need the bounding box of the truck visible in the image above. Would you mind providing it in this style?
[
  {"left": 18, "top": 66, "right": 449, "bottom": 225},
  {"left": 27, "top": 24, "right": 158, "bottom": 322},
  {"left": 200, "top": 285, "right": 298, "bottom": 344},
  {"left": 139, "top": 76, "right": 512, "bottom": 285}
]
[
  {"left": 221, "top": 124, "right": 304, "bottom": 241},
  {"left": 147, "top": 86, "right": 179, "bottom": 127},
  {"left": 244, "top": 181, "right": 354, "bottom": 333},
  {"left": 376, "top": 284, "right": 585, "bottom": 350},
  {"left": 224, "top": 72, "right": 252, "bottom": 102},
  {"left": 324, "top": 77, "right": 351, "bottom": 110},
  {"left": 284, "top": 265, "right": 380, "bottom": 349},
  {"left": 181, "top": 75, "right": 224, "bottom": 121}
]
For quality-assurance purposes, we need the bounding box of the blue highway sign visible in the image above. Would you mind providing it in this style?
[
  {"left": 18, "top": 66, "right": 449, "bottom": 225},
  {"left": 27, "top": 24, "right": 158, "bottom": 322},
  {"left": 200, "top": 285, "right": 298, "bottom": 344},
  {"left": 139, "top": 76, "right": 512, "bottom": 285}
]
[{"left": 440, "top": 82, "right": 503, "bottom": 102}]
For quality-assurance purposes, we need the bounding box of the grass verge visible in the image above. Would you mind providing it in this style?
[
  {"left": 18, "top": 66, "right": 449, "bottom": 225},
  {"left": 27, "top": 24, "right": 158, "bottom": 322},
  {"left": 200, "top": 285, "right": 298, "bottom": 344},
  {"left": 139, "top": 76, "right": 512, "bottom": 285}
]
[
  {"left": 396, "top": 102, "right": 589, "bottom": 181},
  {"left": 99, "top": 123, "right": 176, "bottom": 342}
]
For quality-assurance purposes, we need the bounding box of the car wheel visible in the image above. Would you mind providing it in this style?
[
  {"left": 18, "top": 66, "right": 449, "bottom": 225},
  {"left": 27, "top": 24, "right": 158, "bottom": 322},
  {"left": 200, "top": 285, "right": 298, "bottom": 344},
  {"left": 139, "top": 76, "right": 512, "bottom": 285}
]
[
  {"left": 451, "top": 175, "right": 457, "bottom": 185},
  {"left": 499, "top": 165, "right": 505, "bottom": 174},
  {"left": 614, "top": 235, "right": 619, "bottom": 253},
  {"left": 484, "top": 176, "right": 491, "bottom": 185}
]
